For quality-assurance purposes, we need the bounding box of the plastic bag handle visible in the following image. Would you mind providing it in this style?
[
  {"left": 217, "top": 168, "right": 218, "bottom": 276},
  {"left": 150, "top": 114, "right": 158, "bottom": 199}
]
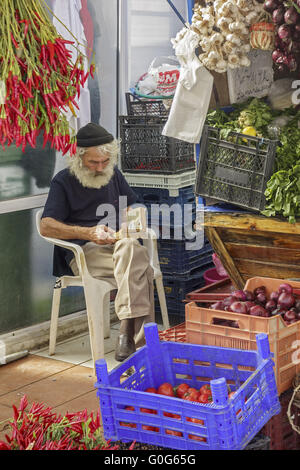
[{"left": 149, "top": 55, "right": 180, "bottom": 70}]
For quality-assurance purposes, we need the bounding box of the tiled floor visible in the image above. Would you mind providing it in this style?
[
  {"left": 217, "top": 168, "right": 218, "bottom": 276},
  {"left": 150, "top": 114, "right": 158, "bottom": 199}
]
[{"left": 0, "top": 320, "right": 164, "bottom": 444}]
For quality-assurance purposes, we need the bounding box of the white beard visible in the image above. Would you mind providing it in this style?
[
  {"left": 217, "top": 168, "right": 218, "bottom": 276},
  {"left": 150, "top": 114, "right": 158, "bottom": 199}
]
[{"left": 68, "top": 153, "right": 117, "bottom": 189}]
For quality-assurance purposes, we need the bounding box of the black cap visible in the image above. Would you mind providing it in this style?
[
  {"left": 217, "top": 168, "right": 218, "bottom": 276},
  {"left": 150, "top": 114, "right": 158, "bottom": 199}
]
[{"left": 76, "top": 123, "right": 114, "bottom": 147}]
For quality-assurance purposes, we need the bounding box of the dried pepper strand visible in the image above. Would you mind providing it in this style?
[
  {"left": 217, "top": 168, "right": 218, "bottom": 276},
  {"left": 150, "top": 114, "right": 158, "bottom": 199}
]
[
  {"left": 0, "top": 396, "right": 120, "bottom": 450},
  {"left": 0, "top": 0, "right": 95, "bottom": 156}
]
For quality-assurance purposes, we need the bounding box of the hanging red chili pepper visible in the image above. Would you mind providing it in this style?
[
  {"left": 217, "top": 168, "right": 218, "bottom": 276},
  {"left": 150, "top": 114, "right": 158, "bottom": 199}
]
[{"left": 0, "top": 0, "right": 95, "bottom": 156}]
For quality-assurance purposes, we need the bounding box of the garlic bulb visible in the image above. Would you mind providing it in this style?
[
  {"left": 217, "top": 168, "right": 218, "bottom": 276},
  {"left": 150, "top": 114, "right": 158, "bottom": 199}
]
[
  {"left": 210, "top": 32, "right": 224, "bottom": 47},
  {"left": 228, "top": 53, "right": 240, "bottom": 68},
  {"left": 223, "top": 41, "right": 238, "bottom": 55},
  {"left": 229, "top": 21, "right": 246, "bottom": 33},
  {"left": 226, "top": 33, "right": 242, "bottom": 46},
  {"left": 238, "top": 54, "right": 251, "bottom": 67},
  {"left": 189, "top": 0, "right": 255, "bottom": 73}
]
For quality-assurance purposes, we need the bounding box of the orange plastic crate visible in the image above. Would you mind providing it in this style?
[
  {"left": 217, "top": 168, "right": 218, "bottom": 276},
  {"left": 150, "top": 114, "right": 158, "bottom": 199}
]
[{"left": 185, "top": 277, "right": 300, "bottom": 396}]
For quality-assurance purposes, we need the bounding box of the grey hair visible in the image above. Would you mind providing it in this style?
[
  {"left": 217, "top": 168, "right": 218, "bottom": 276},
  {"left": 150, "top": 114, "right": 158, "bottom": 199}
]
[{"left": 75, "top": 138, "right": 120, "bottom": 160}]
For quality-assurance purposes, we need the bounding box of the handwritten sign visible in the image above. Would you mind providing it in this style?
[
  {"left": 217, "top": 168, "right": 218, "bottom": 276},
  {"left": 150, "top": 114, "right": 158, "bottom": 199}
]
[{"left": 227, "top": 49, "right": 274, "bottom": 103}]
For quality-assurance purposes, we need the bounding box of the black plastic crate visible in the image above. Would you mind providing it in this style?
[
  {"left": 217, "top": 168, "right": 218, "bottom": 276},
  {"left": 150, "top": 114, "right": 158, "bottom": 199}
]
[
  {"left": 119, "top": 115, "right": 195, "bottom": 174},
  {"left": 195, "top": 125, "right": 278, "bottom": 212},
  {"left": 125, "top": 92, "right": 169, "bottom": 117}
]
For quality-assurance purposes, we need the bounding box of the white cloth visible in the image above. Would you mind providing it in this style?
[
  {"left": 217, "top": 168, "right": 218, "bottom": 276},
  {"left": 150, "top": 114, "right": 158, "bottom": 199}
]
[
  {"left": 162, "top": 28, "right": 214, "bottom": 144},
  {"left": 52, "top": 0, "right": 91, "bottom": 131}
]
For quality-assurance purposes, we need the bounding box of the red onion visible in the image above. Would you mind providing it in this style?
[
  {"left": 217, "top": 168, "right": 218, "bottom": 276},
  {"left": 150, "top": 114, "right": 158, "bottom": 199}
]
[
  {"left": 230, "top": 302, "right": 248, "bottom": 315},
  {"left": 256, "top": 293, "right": 267, "bottom": 304},
  {"left": 278, "top": 283, "right": 293, "bottom": 294},
  {"left": 284, "top": 310, "right": 297, "bottom": 321},
  {"left": 210, "top": 301, "right": 225, "bottom": 310},
  {"left": 273, "top": 7, "right": 285, "bottom": 24},
  {"left": 232, "top": 290, "right": 247, "bottom": 301},
  {"left": 278, "top": 292, "right": 295, "bottom": 309},
  {"left": 243, "top": 290, "right": 254, "bottom": 301},
  {"left": 254, "top": 286, "right": 266, "bottom": 296},
  {"left": 244, "top": 301, "right": 256, "bottom": 313},
  {"left": 270, "top": 291, "right": 279, "bottom": 301},
  {"left": 284, "top": 7, "right": 299, "bottom": 25},
  {"left": 294, "top": 23, "right": 300, "bottom": 32},
  {"left": 249, "top": 305, "right": 269, "bottom": 317},
  {"left": 264, "top": 0, "right": 280, "bottom": 13},
  {"left": 278, "top": 24, "right": 292, "bottom": 42},
  {"left": 265, "top": 299, "right": 277, "bottom": 311},
  {"left": 223, "top": 295, "right": 238, "bottom": 306},
  {"left": 272, "top": 49, "right": 284, "bottom": 63}
]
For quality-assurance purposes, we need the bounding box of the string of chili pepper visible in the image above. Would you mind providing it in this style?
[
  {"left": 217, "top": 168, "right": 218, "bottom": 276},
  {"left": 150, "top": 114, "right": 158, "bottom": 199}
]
[{"left": 0, "top": 0, "right": 96, "bottom": 156}]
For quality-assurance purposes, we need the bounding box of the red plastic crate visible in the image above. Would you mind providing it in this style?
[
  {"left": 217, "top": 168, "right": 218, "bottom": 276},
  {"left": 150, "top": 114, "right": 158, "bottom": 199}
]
[{"left": 158, "top": 323, "right": 186, "bottom": 343}]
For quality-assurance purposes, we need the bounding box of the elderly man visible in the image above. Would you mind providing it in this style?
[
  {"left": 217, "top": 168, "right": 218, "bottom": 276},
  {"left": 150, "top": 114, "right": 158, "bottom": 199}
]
[{"left": 40, "top": 122, "right": 155, "bottom": 361}]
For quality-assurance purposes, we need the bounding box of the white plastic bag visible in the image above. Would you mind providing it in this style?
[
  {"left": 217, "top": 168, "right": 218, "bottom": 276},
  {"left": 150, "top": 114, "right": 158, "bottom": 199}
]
[
  {"left": 162, "top": 28, "right": 214, "bottom": 143},
  {"left": 136, "top": 56, "right": 180, "bottom": 98},
  {"left": 268, "top": 78, "right": 296, "bottom": 110}
]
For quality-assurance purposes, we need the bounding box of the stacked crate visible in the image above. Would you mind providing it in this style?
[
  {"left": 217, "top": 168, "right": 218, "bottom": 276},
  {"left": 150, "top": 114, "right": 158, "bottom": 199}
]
[{"left": 120, "top": 94, "right": 214, "bottom": 325}]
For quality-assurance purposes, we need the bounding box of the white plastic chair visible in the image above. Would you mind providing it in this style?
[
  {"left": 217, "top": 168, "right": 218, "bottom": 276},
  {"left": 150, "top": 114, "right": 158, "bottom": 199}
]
[{"left": 36, "top": 209, "right": 169, "bottom": 369}]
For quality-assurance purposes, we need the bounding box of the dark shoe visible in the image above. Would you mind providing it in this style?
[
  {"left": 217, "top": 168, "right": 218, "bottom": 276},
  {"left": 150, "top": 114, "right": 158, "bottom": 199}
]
[{"left": 115, "top": 334, "right": 136, "bottom": 362}]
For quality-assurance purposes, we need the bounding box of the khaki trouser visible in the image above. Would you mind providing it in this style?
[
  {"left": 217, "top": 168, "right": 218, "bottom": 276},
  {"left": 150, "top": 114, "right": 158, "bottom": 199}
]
[{"left": 69, "top": 238, "right": 155, "bottom": 347}]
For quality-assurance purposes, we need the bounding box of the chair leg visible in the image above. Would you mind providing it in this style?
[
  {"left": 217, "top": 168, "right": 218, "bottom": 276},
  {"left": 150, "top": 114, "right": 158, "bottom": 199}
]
[
  {"left": 155, "top": 275, "right": 170, "bottom": 330},
  {"left": 49, "top": 282, "right": 62, "bottom": 356},
  {"left": 103, "top": 291, "right": 111, "bottom": 339},
  {"left": 84, "top": 283, "right": 110, "bottom": 372}
]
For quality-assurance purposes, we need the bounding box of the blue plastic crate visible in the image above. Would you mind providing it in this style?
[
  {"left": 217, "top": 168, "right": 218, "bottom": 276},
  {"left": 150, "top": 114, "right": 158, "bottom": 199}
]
[
  {"left": 95, "top": 323, "right": 281, "bottom": 450},
  {"left": 158, "top": 239, "right": 213, "bottom": 275},
  {"left": 159, "top": 264, "right": 213, "bottom": 299}
]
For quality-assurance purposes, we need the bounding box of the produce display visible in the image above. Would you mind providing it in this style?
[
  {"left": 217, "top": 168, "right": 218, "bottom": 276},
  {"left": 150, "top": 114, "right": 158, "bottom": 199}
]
[
  {"left": 0, "top": 0, "right": 94, "bottom": 155},
  {"left": 264, "top": 0, "right": 300, "bottom": 73},
  {"left": 120, "top": 381, "right": 217, "bottom": 441},
  {"left": 205, "top": 98, "right": 300, "bottom": 222},
  {"left": 210, "top": 282, "right": 300, "bottom": 325},
  {"left": 190, "top": 0, "right": 264, "bottom": 72}
]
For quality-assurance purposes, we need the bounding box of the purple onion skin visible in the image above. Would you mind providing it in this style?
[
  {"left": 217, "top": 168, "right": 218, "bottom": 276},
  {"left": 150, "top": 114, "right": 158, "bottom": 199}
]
[
  {"left": 243, "top": 290, "right": 254, "bottom": 301},
  {"left": 278, "top": 283, "right": 293, "bottom": 294},
  {"left": 278, "top": 24, "right": 292, "bottom": 42},
  {"left": 284, "top": 7, "right": 300, "bottom": 25},
  {"left": 232, "top": 290, "right": 247, "bottom": 301},
  {"left": 273, "top": 7, "right": 285, "bottom": 24},
  {"left": 264, "top": 0, "right": 280, "bottom": 13},
  {"left": 278, "top": 292, "right": 295, "bottom": 309}
]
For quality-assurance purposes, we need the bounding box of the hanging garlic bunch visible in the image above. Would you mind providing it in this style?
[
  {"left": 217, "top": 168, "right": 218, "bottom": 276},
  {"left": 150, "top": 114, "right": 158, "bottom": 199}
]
[{"left": 189, "top": 0, "right": 264, "bottom": 73}]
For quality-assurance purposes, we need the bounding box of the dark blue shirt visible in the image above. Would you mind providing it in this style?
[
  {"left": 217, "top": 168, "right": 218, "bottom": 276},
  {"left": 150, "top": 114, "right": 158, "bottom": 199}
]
[{"left": 42, "top": 166, "right": 138, "bottom": 277}]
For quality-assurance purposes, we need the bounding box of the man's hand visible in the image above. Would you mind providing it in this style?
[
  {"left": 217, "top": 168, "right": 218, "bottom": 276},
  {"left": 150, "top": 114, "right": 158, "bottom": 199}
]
[{"left": 88, "top": 225, "right": 116, "bottom": 245}]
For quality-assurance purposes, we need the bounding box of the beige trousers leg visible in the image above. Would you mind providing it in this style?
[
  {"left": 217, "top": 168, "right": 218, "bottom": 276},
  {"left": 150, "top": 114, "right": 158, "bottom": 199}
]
[{"left": 69, "top": 239, "right": 155, "bottom": 347}]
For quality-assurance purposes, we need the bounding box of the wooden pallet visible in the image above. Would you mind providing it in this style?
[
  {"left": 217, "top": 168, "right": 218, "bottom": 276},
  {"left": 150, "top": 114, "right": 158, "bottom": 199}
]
[{"left": 203, "top": 212, "right": 300, "bottom": 290}]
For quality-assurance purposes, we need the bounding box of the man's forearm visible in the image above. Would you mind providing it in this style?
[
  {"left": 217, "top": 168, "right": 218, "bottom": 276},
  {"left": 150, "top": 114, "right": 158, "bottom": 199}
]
[{"left": 40, "top": 217, "right": 91, "bottom": 241}]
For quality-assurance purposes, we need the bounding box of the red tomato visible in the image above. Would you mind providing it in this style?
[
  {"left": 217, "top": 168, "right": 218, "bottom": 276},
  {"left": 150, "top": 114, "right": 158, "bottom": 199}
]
[
  {"left": 140, "top": 407, "right": 157, "bottom": 414},
  {"left": 166, "top": 429, "right": 183, "bottom": 437},
  {"left": 125, "top": 405, "right": 135, "bottom": 411},
  {"left": 186, "top": 417, "right": 204, "bottom": 425},
  {"left": 145, "top": 387, "right": 157, "bottom": 393},
  {"left": 188, "top": 434, "right": 206, "bottom": 442},
  {"left": 157, "top": 382, "right": 175, "bottom": 397},
  {"left": 199, "top": 384, "right": 212, "bottom": 397},
  {"left": 197, "top": 394, "right": 212, "bottom": 404},
  {"left": 183, "top": 387, "right": 200, "bottom": 402},
  {"left": 163, "top": 411, "right": 181, "bottom": 419},
  {"left": 175, "top": 383, "right": 190, "bottom": 398},
  {"left": 120, "top": 421, "right": 137, "bottom": 428},
  {"left": 142, "top": 425, "right": 159, "bottom": 432}
]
